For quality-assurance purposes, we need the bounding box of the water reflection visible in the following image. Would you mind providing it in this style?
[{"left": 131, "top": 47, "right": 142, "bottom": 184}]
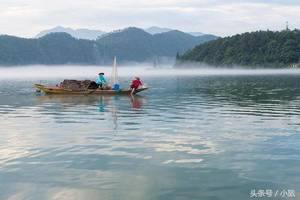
[
  {"left": 36, "top": 94, "right": 145, "bottom": 108},
  {"left": 200, "top": 76, "right": 300, "bottom": 104},
  {"left": 35, "top": 94, "right": 146, "bottom": 130},
  {"left": 0, "top": 76, "right": 300, "bottom": 200}
]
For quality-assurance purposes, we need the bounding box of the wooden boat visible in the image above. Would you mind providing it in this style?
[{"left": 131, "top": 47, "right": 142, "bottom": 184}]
[
  {"left": 34, "top": 84, "right": 148, "bottom": 95},
  {"left": 34, "top": 57, "right": 148, "bottom": 95}
]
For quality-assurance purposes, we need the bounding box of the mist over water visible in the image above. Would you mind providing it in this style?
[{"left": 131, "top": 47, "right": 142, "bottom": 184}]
[
  {"left": 1, "top": 65, "right": 300, "bottom": 199},
  {"left": 1, "top": 65, "right": 300, "bottom": 80}
]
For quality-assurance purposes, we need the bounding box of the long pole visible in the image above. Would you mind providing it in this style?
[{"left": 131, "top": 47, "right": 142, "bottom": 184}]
[{"left": 111, "top": 56, "right": 118, "bottom": 86}]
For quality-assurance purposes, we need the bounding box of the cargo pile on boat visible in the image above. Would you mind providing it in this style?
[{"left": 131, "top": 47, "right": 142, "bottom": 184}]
[{"left": 59, "top": 80, "right": 93, "bottom": 91}]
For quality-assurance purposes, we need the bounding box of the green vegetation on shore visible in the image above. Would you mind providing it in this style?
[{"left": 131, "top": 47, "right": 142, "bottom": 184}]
[{"left": 177, "top": 30, "right": 300, "bottom": 68}]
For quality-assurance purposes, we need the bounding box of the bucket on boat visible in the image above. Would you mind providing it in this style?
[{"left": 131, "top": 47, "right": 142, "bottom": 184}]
[{"left": 112, "top": 84, "right": 120, "bottom": 90}]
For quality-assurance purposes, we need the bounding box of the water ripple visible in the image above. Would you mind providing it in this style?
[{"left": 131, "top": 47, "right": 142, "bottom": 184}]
[{"left": 1, "top": 76, "right": 300, "bottom": 199}]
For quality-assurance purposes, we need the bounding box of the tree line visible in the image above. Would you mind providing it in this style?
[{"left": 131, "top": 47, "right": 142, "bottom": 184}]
[{"left": 177, "top": 30, "right": 300, "bottom": 68}]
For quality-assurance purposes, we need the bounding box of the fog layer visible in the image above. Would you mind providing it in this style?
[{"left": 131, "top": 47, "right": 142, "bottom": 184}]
[{"left": 1, "top": 65, "right": 300, "bottom": 80}]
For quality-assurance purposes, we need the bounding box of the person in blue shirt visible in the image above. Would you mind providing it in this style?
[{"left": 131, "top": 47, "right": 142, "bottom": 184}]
[{"left": 96, "top": 72, "right": 107, "bottom": 90}]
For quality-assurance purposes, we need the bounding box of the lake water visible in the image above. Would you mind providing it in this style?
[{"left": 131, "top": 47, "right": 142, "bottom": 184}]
[{"left": 0, "top": 67, "right": 300, "bottom": 200}]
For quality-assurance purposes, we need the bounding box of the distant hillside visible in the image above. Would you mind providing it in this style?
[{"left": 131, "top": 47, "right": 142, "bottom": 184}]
[
  {"left": 96, "top": 27, "right": 217, "bottom": 63},
  {"left": 36, "top": 26, "right": 106, "bottom": 40},
  {"left": 144, "top": 26, "right": 205, "bottom": 37},
  {"left": 178, "top": 30, "right": 300, "bottom": 68},
  {"left": 0, "top": 27, "right": 218, "bottom": 65},
  {"left": 152, "top": 30, "right": 207, "bottom": 57},
  {"left": 97, "top": 28, "right": 154, "bottom": 63},
  {"left": 0, "top": 33, "right": 96, "bottom": 65}
]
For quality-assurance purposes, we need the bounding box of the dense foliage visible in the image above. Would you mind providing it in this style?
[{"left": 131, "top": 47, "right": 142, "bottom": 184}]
[
  {"left": 178, "top": 30, "right": 300, "bottom": 68},
  {"left": 0, "top": 28, "right": 217, "bottom": 65}
]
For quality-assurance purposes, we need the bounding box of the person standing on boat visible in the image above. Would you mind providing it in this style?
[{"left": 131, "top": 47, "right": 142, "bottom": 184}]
[
  {"left": 130, "top": 77, "right": 143, "bottom": 95},
  {"left": 96, "top": 72, "right": 107, "bottom": 90}
]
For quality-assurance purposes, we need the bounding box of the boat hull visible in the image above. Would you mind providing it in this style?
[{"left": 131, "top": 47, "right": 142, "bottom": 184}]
[{"left": 34, "top": 84, "right": 148, "bottom": 95}]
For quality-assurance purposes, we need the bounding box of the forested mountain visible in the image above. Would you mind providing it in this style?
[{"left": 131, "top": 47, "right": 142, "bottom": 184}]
[
  {"left": 96, "top": 28, "right": 154, "bottom": 63},
  {"left": 96, "top": 27, "right": 217, "bottom": 63},
  {"left": 177, "top": 30, "right": 300, "bottom": 68},
  {"left": 0, "top": 33, "right": 96, "bottom": 65},
  {"left": 152, "top": 30, "right": 215, "bottom": 57},
  {"left": 0, "top": 27, "right": 217, "bottom": 65}
]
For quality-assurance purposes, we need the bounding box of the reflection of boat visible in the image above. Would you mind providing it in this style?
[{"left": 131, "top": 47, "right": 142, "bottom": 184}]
[
  {"left": 36, "top": 93, "right": 146, "bottom": 131},
  {"left": 36, "top": 94, "right": 107, "bottom": 105},
  {"left": 34, "top": 84, "right": 148, "bottom": 95},
  {"left": 36, "top": 93, "right": 146, "bottom": 108}
]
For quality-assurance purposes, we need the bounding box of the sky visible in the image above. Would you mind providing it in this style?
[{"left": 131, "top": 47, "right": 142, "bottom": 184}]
[{"left": 0, "top": 0, "right": 299, "bottom": 37}]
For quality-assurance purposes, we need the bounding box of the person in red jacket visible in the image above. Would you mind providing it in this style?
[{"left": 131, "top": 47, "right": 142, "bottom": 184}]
[{"left": 130, "top": 77, "right": 143, "bottom": 95}]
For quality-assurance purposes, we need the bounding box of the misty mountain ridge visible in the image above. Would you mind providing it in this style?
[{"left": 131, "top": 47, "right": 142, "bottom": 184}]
[
  {"left": 36, "top": 26, "right": 106, "bottom": 40},
  {"left": 145, "top": 26, "right": 173, "bottom": 34},
  {"left": 145, "top": 26, "right": 204, "bottom": 36},
  {"left": 36, "top": 26, "right": 209, "bottom": 40}
]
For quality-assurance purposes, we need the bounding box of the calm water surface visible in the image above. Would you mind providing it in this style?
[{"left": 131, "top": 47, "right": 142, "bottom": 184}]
[{"left": 0, "top": 71, "right": 300, "bottom": 200}]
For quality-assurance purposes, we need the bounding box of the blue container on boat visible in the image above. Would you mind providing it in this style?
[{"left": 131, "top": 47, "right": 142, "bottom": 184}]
[{"left": 112, "top": 84, "right": 120, "bottom": 90}]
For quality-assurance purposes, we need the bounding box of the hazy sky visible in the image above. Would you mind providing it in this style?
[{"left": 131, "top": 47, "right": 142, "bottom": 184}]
[{"left": 0, "top": 0, "right": 299, "bottom": 37}]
